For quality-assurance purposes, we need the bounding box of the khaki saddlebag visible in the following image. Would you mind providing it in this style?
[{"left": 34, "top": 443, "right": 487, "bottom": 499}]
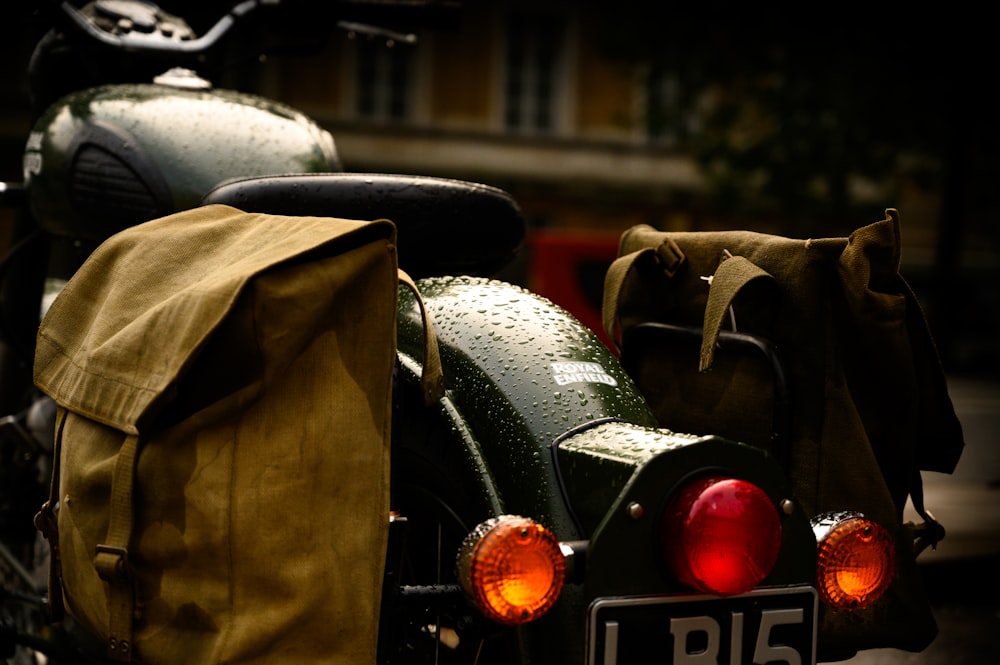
[
  {"left": 602, "top": 208, "right": 964, "bottom": 656},
  {"left": 33, "top": 204, "right": 442, "bottom": 665}
]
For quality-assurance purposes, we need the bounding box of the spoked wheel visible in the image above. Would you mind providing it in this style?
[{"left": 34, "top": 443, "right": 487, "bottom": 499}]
[{"left": 381, "top": 371, "right": 521, "bottom": 665}]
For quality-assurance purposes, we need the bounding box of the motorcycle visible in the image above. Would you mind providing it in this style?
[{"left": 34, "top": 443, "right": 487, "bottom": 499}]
[{"left": 0, "top": 2, "right": 942, "bottom": 664}]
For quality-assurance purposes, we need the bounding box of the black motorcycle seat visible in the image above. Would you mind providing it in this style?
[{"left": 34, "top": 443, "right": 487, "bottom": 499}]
[{"left": 200, "top": 173, "right": 526, "bottom": 279}]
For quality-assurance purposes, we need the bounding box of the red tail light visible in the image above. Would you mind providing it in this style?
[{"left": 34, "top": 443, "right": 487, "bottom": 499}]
[
  {"left": 812, "top": 511, "right": 895, "bottom": 609},
  {"left": 660, "top": 475, "right": 782, "bottom": 596}
]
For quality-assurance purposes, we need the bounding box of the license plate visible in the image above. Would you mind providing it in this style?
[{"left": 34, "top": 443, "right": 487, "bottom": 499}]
[{"left": 587, "top": 586, "right": 817, "bottom": 665}]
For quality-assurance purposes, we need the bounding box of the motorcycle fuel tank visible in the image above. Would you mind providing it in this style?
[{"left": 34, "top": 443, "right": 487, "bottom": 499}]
[{"left": 22, "top": 76, "right": 341, "bottom": 241}]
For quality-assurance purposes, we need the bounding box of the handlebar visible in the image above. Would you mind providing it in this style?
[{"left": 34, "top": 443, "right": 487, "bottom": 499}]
[
  {"left": 56, "top": 0, "right": 260, "bottom": 55},
  {"left": 23, "top": 0, "right": 460, "bottom": 114},
  {"left": 53, "top": 0, "right": 461, "bottom": 59}
]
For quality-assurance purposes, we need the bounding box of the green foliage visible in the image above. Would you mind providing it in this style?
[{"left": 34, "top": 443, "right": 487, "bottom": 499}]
[{"left": 592, "top": 3, "right": 985, "bottom": 229}]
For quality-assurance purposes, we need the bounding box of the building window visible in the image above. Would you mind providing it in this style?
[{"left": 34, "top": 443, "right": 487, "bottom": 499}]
[
  {"left": 355, "top": 39, "right": 415, "bottom": 121},
  {"left": 645, "top": 65, "right": 697, "bottom": 146},
  {"left": 504, "top": 12, "right": 566, "bottom": 133}
]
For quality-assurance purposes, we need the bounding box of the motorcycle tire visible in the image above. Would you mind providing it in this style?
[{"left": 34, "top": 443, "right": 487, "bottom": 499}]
[{"left": 385, "top": 362, "right": 522, "bottom": 665}]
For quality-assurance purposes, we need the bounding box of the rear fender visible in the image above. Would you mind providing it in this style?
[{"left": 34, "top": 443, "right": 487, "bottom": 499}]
[
  {"left": 394, "top": 275, "right": 659, "bottom": 664},
  {"left": 396, "top": 275, "right": 658, "bottom": 540}
]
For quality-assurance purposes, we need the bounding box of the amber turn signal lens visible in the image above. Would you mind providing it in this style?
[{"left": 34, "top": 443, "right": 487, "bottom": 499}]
[
  {"left": 812, "top": 511, "right": 895, "bottom": 609},
  {"left": 660, "top": 475, "right": 782, "bottom": 596},
  {"left": 457, "top": 515, "right": 566, "bottom": 625}
]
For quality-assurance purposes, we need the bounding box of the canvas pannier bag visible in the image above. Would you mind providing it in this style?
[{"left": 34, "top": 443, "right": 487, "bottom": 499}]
[
  {"left": 32, "top": 204, "right": 443, "bottom": 664},
  {"left": 602, "top": 208, "right": 964, "bottom": 655}
]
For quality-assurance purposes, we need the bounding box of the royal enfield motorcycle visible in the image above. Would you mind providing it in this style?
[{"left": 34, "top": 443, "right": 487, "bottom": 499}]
[{"left": 0, "top": 2, "right": 945, "bottom": 664}]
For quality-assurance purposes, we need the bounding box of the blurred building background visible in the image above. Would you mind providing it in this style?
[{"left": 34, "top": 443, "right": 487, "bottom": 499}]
[
  {"left": 1, "top": 1, "right": 997, "bottom": 377},
  {"left": 0, "top": 4, "right": 997, "bottom": 661}
]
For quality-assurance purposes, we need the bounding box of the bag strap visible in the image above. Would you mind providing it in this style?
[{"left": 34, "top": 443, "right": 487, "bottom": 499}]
[
  {"left": 93, "top": 433, "right": 141, "bottom": 662},
  {"left": 398, "top": 270, "right": 446, "bottom": 406},
  {"left": 909, "top": 469, "right": 945, "bottom": 555},
  {"left": 699, "top": 255, "right": 774, "bottom": 371},
  {"left": 602, "top": 249, "right": 648, "bottom": 350},
  {"left": 33, "top": 407, "right": 67, "bottom": 622},
  {"left": 602, "top": 236, "right": 685, "bottom": 351}
]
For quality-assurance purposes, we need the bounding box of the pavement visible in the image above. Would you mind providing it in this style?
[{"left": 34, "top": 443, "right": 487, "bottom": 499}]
[
  {"left": 846, "top": 375, "right": 1000, "bottom": 664},
  {"left": 906, "top": 376, "right": 1000, "bottom": 564}
]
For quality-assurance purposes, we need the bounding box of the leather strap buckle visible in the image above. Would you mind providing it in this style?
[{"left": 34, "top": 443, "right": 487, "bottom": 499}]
[{"left": 94, "top": 544, "right": 131, "bottom": 584}]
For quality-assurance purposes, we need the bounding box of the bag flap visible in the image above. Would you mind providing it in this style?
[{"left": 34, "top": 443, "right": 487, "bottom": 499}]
[
  {"left": 611, "top": 210, "right": 964, "bottom": 477},
  {"left": 34, "top": 204, "right": 396, "bottom": 434},
  {"left": 837, "top": 209, "right": 965, "bottom": 474}
]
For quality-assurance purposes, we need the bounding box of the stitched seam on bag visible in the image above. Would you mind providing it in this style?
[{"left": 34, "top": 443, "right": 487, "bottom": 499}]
[
  {"left": 37, "top": 333, "right": 159, "bottom": 395},
  {"left": 36, "top": 334, "right": 158, "bottom": 433}
]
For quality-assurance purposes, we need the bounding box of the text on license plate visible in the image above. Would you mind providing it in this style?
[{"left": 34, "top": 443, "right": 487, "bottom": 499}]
[{"left": 587, "top": 586, "right": 817, "bottom": 665}]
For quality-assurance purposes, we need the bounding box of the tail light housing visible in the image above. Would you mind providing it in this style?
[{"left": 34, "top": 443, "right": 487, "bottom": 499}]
[
  {"left": 457, "top": 515, "right": 566, "bottom": 625},
  {"left": 660, "top": 474, "right": 782, "bottom": 596},
  {"left": 812, "top": 511, "right": 895, "bottom": 609}
]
